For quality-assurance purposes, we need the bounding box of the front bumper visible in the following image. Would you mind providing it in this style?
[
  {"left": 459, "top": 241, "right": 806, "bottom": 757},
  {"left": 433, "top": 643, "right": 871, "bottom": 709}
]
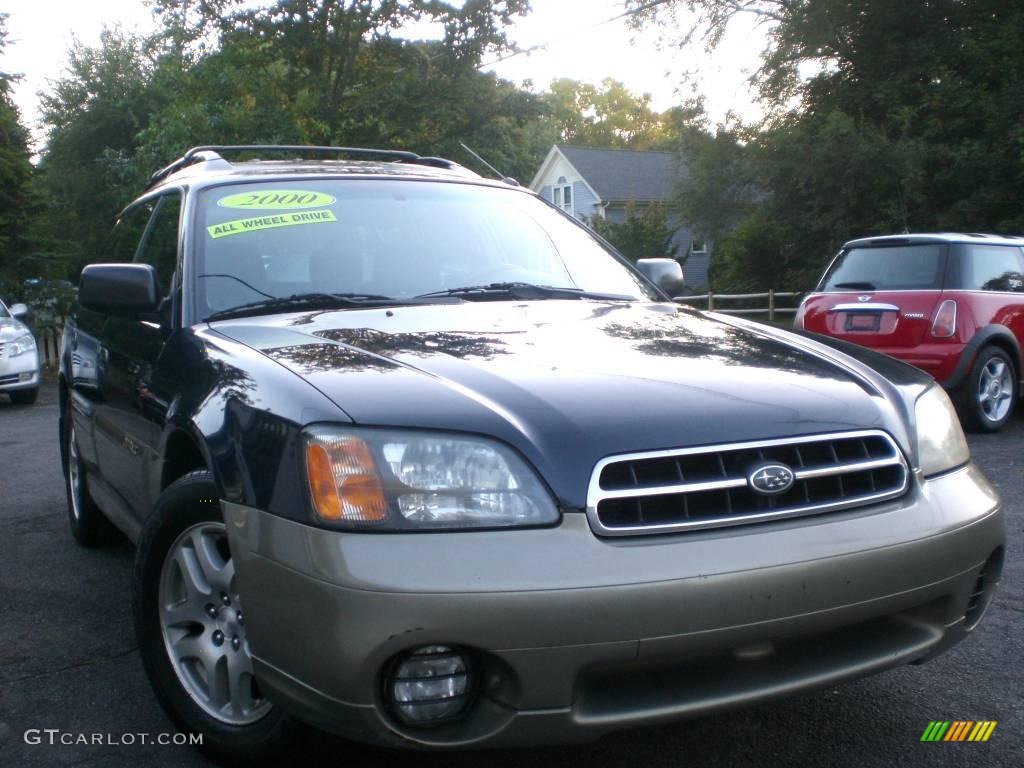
[
  {"left": 0, "top": 349, "right": 40, "bottom": 391},
  {"left": 224, "top": 463, "right": 1004, "bottom": 749}
]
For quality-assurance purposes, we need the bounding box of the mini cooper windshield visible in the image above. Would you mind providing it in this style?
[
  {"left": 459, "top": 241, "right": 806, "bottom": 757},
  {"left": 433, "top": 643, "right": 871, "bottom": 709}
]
[{"left": 194, "top": 180, "right": 657, "bottom": 319}]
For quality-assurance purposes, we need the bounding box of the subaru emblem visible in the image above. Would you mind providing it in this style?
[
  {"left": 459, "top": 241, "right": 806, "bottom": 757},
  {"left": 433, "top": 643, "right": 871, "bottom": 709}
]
[{"left": 748, "top": 462, "right": 796, "bottom": 496}]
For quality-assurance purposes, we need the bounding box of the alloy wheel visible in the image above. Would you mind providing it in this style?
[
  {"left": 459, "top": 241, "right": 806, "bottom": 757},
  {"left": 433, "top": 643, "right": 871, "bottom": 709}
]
[
  {"left": 977, "top": 356, "right": 1013, "bottom": 423},
  {"left": 157, "top": 522, "right": 271, "bottom": 725}
]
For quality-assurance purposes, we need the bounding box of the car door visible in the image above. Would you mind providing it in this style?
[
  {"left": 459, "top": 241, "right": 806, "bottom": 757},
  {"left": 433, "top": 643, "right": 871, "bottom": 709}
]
[
  {"left": 93, "top": 192, "right": 183, "bottom": 518},
  {"left": 71, "top": 201, "right": 156, "bottom": 485}
]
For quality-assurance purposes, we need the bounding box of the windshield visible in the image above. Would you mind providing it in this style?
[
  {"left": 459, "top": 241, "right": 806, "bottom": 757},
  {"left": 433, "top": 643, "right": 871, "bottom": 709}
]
[
  {"left": 192, "top": 179, "right": 657, "bottom": 319},
  {"left": 0, "top": 301, "right": 9, "bottom": 319},
  {"left": 821, "top": 244, "right": 947, "bottom": 291}
]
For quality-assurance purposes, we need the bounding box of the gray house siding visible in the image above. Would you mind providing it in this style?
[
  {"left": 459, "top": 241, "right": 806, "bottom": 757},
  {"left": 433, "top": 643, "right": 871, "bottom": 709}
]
[
  {"left": 683, "top": 252, "right": 710, "bottom": 291},
  {"left": 572, "top": 181, "right": 599, "bottom": 220},
  {"left": 604, "top": 204, "right": 628, "bottom": 225},
  {"left": 539, "top": 181, "right": 599, "bottom": 221}
]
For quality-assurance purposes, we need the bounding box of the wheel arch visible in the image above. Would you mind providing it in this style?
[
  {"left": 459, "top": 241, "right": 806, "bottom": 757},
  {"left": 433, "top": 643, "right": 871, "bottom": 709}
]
[
  {"left": 944, "top": 325, "right": 1021, "bottom": 394},
  {"left": 159, "top": 426, "right": 215, "bottom": 494}
]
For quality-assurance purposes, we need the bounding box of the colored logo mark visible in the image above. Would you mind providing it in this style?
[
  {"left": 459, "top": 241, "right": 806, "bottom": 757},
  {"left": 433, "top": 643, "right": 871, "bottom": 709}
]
[{"left": 920, "top": 721, "right": 997, "bottom": 742}]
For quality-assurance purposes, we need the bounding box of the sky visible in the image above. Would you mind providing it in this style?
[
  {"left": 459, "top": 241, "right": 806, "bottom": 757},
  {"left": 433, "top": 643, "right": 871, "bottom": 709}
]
[{"left": 3, "top": 0, "right": 770, "bottom": 144}]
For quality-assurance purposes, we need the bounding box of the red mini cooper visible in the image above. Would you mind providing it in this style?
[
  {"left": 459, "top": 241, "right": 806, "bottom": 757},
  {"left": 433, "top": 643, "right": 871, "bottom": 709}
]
[{"left": 796, "top": 233, "right": 1024, "bottom": 432}]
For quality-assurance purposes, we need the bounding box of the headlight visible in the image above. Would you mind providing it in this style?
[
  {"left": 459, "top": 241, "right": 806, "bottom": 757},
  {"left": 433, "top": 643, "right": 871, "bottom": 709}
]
[
  {"left": 303, "top": 427, "right": 559, "bottom": 530},
  {"left": 9, "top": 333, "right": 36, "bottom": 358},
  {"left": 10, "top": 332, "right": 36, "bottom": 356},
  {"left": 914, "top": 386, "right": 970, "bottom": 476}
]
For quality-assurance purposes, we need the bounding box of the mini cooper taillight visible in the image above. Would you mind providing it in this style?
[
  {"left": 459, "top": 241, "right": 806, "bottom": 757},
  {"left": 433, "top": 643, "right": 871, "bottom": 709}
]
[{"left": 930, "top": 299, "right": 957, "bottom": 338}]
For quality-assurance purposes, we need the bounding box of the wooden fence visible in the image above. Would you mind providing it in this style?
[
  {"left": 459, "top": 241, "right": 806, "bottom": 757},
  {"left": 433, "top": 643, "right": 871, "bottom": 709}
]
[
  {"left": 33, "top": 316, "right": 65, "bottom": 369},
  {"left": 674, "top": 290, "right": 800, "bottom": 321}
]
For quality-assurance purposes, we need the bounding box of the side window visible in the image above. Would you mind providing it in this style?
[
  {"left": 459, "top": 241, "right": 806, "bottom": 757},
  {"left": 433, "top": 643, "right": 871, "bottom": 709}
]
[
  {"left": 963, "top": 245, "right": 1024, "bottom": 293},
  {"left": 135, "top": 193, "right": 182, "bottom": 300},
  {"left": 102, "top": 202, "right": 156, "bottom": 263}
]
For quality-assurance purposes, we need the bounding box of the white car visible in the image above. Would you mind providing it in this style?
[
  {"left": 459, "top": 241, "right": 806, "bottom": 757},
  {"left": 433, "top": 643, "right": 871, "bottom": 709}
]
[{"left": 0, "top": 298, "right": 40, "bottom": 404}]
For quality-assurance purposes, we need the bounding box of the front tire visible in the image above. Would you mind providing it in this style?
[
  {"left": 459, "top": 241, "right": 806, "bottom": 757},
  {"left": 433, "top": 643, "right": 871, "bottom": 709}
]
[
  {"left": 961, "top": 346, "right": 1017, "bottom": 432},
  {"left": 133, "top": 471, "right": 295, "bottom": 763},
  {"left": 10, "top": 386, "right": 38, "bottom": 405},
  {"left": 64, "top": 415, "right": 117, "bottom": 546}
]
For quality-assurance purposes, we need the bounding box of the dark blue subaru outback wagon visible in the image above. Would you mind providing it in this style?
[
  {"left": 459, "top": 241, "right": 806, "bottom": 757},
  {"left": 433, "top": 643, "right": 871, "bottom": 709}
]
[{"left": 59, "top": 146, "right": 1004, "bottom": 763}]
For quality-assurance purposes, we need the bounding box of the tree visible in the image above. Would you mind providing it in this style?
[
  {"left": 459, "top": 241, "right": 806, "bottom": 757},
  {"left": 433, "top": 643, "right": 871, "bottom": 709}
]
[
  {"left": 0, "top": 14, "right": 34, "bottom": 282},
  {"left": 34, "top": 1, "right": 544, "bottom": 276},
  {"left": 540, "top": 78, "right": 676, "bottom": 149},
  {"left": 633, "top": 0, "right": 1024, "bottom": 290},
  {"left": 35, "top": 28, "right": 165, "bottom": 275},
  {"left": 152, "top": 0, "right": 530, "bottom": 144},
  {"left": 590, "top": 203, "right": 679, "bottom": 263}
]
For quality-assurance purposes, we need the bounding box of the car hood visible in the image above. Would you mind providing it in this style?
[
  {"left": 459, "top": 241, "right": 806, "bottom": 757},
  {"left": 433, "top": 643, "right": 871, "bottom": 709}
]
[{"left": 210, "top": 300, "right": 922, "bottom": 508}]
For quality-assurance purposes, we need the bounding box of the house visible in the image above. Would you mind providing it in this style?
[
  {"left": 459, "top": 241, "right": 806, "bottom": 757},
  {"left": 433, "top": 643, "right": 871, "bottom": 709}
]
[{"left": 529, "top": 145, "right": 710, "bottom": 290}]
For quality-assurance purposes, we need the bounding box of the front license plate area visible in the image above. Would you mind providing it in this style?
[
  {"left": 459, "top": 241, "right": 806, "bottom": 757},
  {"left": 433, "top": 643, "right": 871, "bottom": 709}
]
[{"left": 844, "top": 313, "right": 881, "bottom": 332}]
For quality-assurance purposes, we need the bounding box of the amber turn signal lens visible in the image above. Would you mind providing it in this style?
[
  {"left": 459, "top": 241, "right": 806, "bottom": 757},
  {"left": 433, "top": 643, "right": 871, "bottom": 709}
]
[{"left": 305, "top": 438, "right": 388, "bottom": 523}]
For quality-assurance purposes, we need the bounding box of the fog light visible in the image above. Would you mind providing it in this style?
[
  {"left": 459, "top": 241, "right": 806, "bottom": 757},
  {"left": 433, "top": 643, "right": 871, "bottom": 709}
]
[{"left": 388, "top": 645, "right": 472, "bottom": 726}]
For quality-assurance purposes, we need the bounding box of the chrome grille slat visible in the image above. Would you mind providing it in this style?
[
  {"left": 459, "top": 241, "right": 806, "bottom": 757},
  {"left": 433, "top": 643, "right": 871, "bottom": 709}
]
[{"left": 586, "top": 430, "right": 909, "bottom": 537}]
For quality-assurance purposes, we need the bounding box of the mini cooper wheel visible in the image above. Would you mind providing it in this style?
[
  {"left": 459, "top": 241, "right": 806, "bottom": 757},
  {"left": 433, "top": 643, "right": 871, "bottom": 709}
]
[
  {"left": 963, "top": 347, "right": 1016, "bottom": 433},
  {"left": 134, "top": 471, "right": 295, "bottom": 762},
  {"left": 63, "top": 415, "right": 117, "bottom": 546}
]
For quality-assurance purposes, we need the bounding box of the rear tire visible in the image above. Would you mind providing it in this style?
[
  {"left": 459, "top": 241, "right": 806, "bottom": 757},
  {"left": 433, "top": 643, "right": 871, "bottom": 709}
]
[
  {"left": 961, "top": 346, "right": 1016, "bottom": 433},
  {"left": 10, "top": 386, "right": 38, "bottom": 405},
  {"left": 133, "top": 471, "right": 296, "bottom": 764},
  {"left": 64, "top": 415, "right": 118, "bottom": 546}
]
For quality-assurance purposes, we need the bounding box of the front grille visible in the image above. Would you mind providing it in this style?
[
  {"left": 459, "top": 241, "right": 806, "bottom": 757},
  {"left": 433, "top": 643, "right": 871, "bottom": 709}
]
[
  {"left": 0, "top": 374, "right": 18, "bottom": 385},
  {"left": 586, "top": 430, "right": 909, "bottom": 536}
]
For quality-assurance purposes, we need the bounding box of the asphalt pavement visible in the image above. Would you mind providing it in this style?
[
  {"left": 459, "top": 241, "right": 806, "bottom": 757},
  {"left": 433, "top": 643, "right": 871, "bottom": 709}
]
[{"left": 0, "top": 383, "right": 1020, "bottom": 767}]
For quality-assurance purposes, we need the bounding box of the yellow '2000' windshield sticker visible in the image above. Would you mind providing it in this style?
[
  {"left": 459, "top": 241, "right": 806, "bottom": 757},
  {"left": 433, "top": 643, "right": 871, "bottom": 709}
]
[
  {"left": 207, "top": 210, "right": 337, "bottom": 239},
  {"left": 217, "top": 190, "right": 336, "bottom": 210}
]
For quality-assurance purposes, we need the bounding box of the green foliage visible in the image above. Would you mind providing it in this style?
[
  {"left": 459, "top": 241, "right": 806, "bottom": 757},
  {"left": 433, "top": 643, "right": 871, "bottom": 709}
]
[
  {"left": 29, "top": 1, "right": 556, "bottom": 280},
  {"left": 635, "top": 0, "right": 1024, "bottom": 292},
  {"left": 541, "top": 78, "right": 678, "bottom": 149},
  {"left": 0, "top": 14, "right": 34, "bottom": 280},
  {"left": 33, "top": 28, "right": 165, "bottom": 277},
  {"left": 589, "top": 203, "right": 679, "bottom": 264}
]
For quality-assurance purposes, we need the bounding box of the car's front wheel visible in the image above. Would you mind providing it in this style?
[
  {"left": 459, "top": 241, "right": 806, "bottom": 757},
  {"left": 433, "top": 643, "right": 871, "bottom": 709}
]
[
  {"left": 133, "top": 471, "right": 295, "bottom": 763},
  {"left": 9, "top": 386, "right": 38, "bottom": 405},
  {"left": 962, "top": 346, "right": 1017, "bottom": 432}
]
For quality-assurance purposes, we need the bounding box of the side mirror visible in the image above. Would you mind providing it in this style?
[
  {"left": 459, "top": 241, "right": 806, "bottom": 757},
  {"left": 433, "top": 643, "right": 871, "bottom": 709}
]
[
  {"left": 636, "top": 258, "right": 685, "bottom": 298},
  {"left": 79, "top": 264, "right": 160, "bottom": 317},
  {"left": 9, "top": 303, "right": 30, "bottom": 320}
]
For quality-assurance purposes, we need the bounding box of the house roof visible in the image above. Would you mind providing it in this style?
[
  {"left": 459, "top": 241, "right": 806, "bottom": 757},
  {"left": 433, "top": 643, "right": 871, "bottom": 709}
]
[{"left": 556, "top": 145, "right": 684, "bottom": 203}]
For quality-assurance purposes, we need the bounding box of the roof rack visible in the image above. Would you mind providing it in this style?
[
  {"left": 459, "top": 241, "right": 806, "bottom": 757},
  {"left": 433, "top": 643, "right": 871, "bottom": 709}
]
[{"left": 148, "top": 144, "right": 458, "bottom": 187}]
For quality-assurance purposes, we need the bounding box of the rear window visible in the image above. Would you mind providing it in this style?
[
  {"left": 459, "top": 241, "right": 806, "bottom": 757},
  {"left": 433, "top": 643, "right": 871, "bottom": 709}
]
[{"left": 821, "top": 244, "right": 946, "bottom": 291}]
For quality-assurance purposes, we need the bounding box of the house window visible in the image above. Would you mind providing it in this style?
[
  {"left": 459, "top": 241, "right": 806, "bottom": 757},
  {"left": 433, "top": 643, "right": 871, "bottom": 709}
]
[
  {"left": 691, "top": 239, "right": 708, "bottom": 255},
  {"left": 552, "top": 184, "right": 573, "bottom": 214}
]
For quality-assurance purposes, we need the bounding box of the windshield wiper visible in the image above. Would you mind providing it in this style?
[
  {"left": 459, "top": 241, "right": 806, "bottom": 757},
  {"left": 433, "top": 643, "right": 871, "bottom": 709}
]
[
  {"left": 831, "top": 281, "right": 876, "bottom": 290},
  {"left": 415, "top": 282, "right": 635, "bottom": 302},
  {"left": 206, "top": 292, "right": 412, "bottom": 321}
]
